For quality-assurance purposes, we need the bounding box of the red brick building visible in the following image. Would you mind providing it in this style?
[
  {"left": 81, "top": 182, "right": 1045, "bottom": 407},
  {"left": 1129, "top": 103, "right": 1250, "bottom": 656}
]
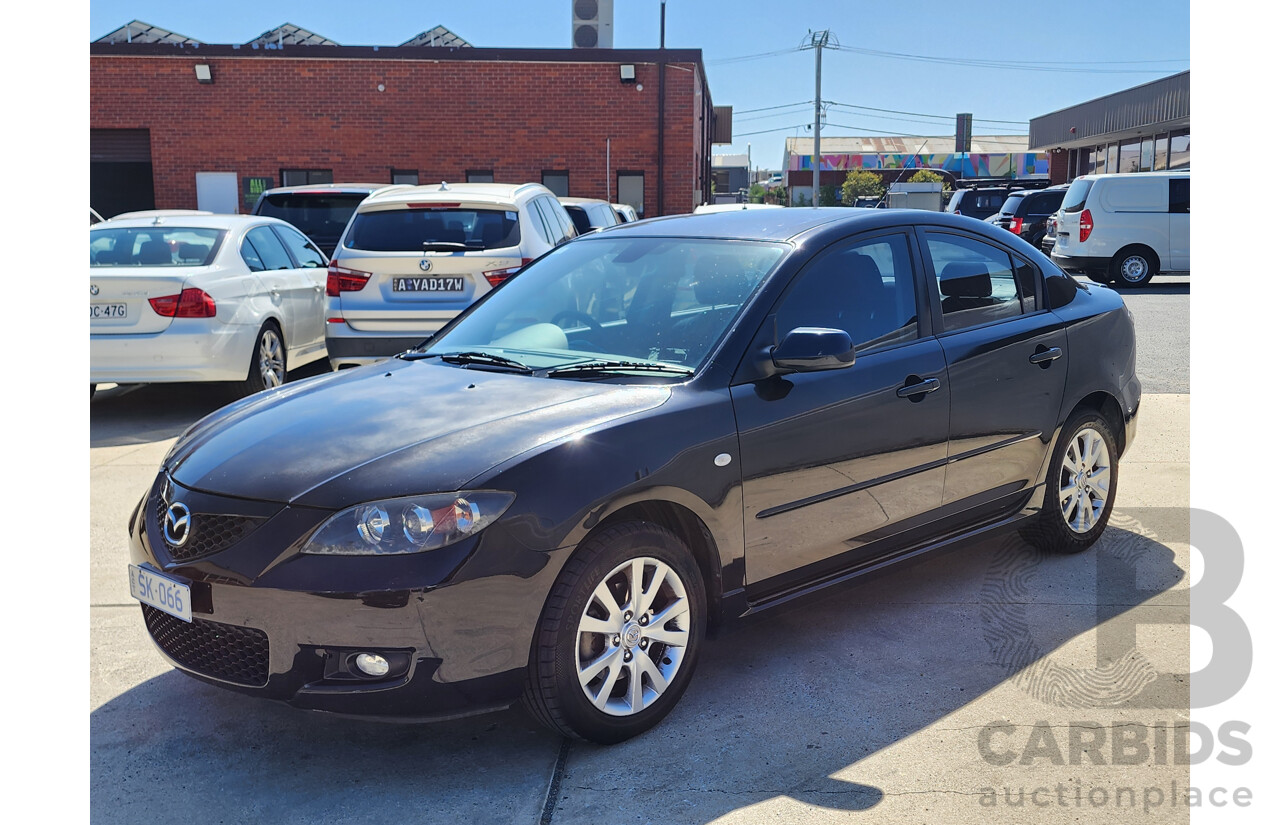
[{"left": 89, "top": 42, "right": 721, "bottom": 219}]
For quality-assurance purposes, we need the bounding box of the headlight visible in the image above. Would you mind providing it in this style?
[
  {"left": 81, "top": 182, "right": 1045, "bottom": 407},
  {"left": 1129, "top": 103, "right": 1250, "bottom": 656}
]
[{"left": 302, "top": 491, "right": 515, "bottom": 556}]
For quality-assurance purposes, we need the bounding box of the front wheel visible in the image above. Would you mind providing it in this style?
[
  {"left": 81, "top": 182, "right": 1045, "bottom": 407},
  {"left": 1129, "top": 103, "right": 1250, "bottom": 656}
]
[
  {"left": 523, "top": 522, "right": 706, "bottom": 744},
  {"left": 1021, "top": 411, "right": 1119, "bottom": 554},
  {"left": 238, "top": 322, "right": 286, "bottom": 397}
]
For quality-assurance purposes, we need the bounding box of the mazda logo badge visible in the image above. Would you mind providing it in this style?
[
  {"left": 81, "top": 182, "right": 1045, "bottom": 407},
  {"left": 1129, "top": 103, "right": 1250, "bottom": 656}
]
[
  {"left": 418, "top": 259, "right": 432, "bottom": 272},
  {"left": 164, "top": 502, "right": 192, "bottom": 547},
  {"left": 90, "top": 284, "right": 100, "bottom": 296}
]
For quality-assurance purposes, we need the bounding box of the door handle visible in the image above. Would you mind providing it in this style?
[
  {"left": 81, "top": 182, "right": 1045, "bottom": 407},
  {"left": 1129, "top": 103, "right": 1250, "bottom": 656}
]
[
  {"left": 1029, "top": 346, "right": 1063, "bottom": 365},
  {"left": 897, "top": 377, "right": 940, "bottom": 398}
]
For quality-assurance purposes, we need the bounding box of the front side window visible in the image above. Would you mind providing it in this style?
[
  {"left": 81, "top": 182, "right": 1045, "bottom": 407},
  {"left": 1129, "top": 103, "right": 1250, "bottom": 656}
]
[
  {"left": 774, "top": 233, "right": 920, "bottom": 352},
  {"left": 90, "top": 227, "right": 223, "bottom": 267},
  {"left": 925, "top": 232, "right": 1023, "bottom": 332},
  {"left": 344, "top": 209, "right": 521, "bottom": 251},
  {"left": 424, "top": 238, "right": 787, "bottom": 374}
]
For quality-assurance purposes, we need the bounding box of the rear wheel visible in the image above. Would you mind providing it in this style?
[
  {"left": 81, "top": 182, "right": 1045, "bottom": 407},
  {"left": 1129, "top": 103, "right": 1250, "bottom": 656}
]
[
  {"left": 1021, "top": 410, "right": 1118, "bottom": 554},
  {"left": 239, "top": 322, "right": 286, "bottom": 397},
  {"left": 1109, "top": 247, "right": 1157, "bottom": 288},
  {"left": 523, "top": 521, "right": 706, "bottom": 744}
]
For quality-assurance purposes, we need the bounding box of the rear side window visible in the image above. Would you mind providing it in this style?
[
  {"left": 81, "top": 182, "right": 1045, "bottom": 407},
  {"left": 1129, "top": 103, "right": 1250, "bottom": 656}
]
[
  {"left": 245, "top": 226, "right": 295, "bottom": 271},
  {"left": 272, "top": 225, "right": 327, "bottom": 267},
  {"left": 1062, "top": 179, "right": 1094, "bottom": 213},
  {"left": 925, "top": 232, "right": 1023, "bottom": 332},
  {"left": 1169, "top": 179, "right": 1190, "bottom": 214},
  {"left": 975, "top": 192, "right": 1005, "bottom": 211},
  {"left": 344, "top": 208, "right": 521, "bottom": 251},
  {"left": 255, "top": 193, "right": 368, "bottom": 241},
  {"left": 564, "top": 206, "right": 592, "bottom": 235},
  {"left": 90, "top": 227, "right": 223, "bottom": 267}
]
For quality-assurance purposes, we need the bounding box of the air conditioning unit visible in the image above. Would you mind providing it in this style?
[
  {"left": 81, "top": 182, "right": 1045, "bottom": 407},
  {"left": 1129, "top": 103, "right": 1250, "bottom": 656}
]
[{"left": 571, "top": 0, "right": 613, "bottom": 48}]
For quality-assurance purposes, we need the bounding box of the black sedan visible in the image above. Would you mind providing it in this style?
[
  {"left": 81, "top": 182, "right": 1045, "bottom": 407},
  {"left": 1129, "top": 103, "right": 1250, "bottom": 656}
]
[{"left": 128, "top": 208, "right": 1140, "bottom": 744}]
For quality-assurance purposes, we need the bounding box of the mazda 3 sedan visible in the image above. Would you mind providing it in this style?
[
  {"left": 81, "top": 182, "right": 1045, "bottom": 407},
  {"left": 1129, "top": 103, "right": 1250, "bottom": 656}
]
[{"left": 128, "top": 208, "right": 1140, "bottom": 744}]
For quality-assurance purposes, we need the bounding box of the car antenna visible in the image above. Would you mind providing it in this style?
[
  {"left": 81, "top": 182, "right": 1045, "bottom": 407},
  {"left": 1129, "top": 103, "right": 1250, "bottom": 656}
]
[{"left": 439, "top": 181, "right": 450, "bottom": 190}]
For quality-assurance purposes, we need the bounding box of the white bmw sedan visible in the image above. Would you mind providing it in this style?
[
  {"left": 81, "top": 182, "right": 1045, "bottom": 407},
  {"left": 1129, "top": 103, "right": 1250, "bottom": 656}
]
[{"left": 90, "top": 214, "right": 330, "bottom": 396}]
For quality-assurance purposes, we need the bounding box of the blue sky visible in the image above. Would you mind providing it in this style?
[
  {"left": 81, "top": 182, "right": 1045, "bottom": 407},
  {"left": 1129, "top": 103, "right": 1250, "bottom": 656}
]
[{"left": 87, "top": 0, "right": 1190, "bottom": 171}]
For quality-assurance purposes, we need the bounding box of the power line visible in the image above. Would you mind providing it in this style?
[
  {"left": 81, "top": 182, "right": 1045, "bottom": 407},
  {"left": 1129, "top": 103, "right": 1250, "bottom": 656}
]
[
  {"left": 827, "top": 101, "right": 1026, "bottom": 125},
  {"left": 827, "top": 44, "right": 1188, "bottom": 74},
  {"left": 733, "top": 101, "right": 812, "bottom": 115},
  {"left": 707, "top": 47, "right": 802, "bottom": 65}
]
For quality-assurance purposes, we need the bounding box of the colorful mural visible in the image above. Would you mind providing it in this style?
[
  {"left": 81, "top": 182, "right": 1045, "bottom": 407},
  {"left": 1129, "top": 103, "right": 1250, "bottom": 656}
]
[{"left": 789, "top": 152, "right": 1049, "bottom": 177}]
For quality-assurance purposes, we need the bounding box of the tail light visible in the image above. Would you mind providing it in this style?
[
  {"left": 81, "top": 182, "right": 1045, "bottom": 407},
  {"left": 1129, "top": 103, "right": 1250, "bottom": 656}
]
[
  {"left": 1078, "top": 209, "right": 1093, "bottom": 243},
  {"left": 327, "top": 263, "right": 371, "bottom": 296},
  {"left": 482, "top": 258, "right": 533, "bottom": 288},
  {"left": 1008, "top": 217, "right": 1023, "bottom": 235},
  {"left": 149, "top": 288, "right": 216, "bottom": 318}
]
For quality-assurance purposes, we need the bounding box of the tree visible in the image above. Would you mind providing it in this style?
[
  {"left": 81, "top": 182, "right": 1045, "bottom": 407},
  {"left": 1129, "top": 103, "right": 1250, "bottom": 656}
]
[
  {"left": 907, "top": 169, "right": 945, "bottom": 185},
  {"left": 818, "top": 184, "right": 839, "bottom": 206},
  {"left": 842, "top": 170, "right": 885, "bottom": 204},
  {"left": 747, "top": 183, "right": 766, "bottom": 203}
]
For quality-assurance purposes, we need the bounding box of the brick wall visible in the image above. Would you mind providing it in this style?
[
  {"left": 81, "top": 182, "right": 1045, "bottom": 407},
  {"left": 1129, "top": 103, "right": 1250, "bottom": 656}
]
[{"left": 90, "top": 52, "right": 707, "bottom": 216}]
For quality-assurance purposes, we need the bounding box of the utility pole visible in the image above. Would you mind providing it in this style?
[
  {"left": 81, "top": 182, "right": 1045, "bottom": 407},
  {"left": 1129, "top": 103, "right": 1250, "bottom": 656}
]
[{"left": 804, "top": 30, "right": 832, "bottom": 207}]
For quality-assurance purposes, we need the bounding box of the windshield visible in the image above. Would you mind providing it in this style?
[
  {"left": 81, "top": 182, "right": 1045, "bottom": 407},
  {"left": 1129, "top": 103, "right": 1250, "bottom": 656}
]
[
  {"left": 345, "top": 208, "right": 521, "bottom": 251},
  {"left": 1062, "top": 179, "right": 1095, "bottom": 213},
  {"left": 421, "top": 236, "right": 789, "bottom": 377},
  {"left": 90, "top": 227, "right": 224, "bottom": 267}
]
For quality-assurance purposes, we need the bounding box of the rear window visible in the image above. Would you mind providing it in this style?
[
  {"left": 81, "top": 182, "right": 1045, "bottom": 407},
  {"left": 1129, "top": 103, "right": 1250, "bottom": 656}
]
[
  {"left": 256, "top": 193, "right": 369, "bottom": 241},
  {"left": 564, "top": 206, "right": 592, "bottom": 234},
  {"left": 344, "top": 208, "right": 521, "bottom": 252},
  {"left": 1062, "top": 179, "right": 1095, "bottom": 213},
  {"left": 998, "top": 193, "right": 1026, "bottom": 215},
  {"left": 90, "top": 227, "right": 224, "bottom": 267}
]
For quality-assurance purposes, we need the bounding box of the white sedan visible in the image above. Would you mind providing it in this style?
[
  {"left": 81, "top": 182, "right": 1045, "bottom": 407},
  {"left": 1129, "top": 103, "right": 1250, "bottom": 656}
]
[{"left": 90, "top": 214, "right": 330, "bottom": 396}]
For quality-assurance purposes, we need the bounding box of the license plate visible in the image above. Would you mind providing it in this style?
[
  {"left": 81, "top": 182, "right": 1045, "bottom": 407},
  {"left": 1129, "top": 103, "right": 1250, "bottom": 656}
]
[
  {"left": 129, "top": 563, "right": 192, "bottom": 622},
  {"left": 91, "top": 303, "right": 127, "bottom": 319},
  {"left": 393, "top": 277, "right": 465, "bottom": 292}
]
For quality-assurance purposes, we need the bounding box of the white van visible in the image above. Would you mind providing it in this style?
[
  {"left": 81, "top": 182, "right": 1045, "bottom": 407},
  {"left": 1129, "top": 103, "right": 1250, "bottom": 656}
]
[{"left": 1051, "top": 170, "right": 1189, "bottom": 287}]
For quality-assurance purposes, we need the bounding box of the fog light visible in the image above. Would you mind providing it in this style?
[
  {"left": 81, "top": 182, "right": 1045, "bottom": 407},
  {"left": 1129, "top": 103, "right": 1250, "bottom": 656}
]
[{"left": 354, "top": 653, "right": 390, "bottom": 677}]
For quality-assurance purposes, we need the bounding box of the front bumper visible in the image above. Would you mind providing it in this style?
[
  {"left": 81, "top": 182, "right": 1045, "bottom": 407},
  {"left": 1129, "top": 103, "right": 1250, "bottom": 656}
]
[{"left": 128, "top": 475, "right": 571, "bottom": 719}]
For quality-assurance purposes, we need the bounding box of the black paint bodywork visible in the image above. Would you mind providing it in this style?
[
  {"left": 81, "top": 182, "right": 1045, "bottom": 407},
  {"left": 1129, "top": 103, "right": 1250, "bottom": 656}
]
[{"left": 128, "top": 208, "right": 1140, "bottom": 719}]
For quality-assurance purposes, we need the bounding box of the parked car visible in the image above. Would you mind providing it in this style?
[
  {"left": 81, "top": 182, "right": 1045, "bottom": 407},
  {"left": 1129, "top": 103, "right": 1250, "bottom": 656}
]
[
  {"left": 127, "top": 208, "right": 1139, "bottom": 744},
  {"left": 1041, "top": 213, "right": 1059, "bottom": 257},
  {"left": 944, "top": 187, "right": 1015, "bottom": 221},
  {"left": 90, "top": 213, "right": 330, "bottom": 397},
  {"left": 559, "top": 197, "right": 621, "bottom": 234},
  {"left": 1051, "top": 170, "right": 1189, "bottom": 287},
  {"left": 992, "top": 186, "right": 1068, "bottom": 249},
  {"left": 252, "top": 183, "right": 396, "bottom": 258},
  {"left": 612, "top": 203, "right": 640, "bottom": 223},
  {"left": 325, "top": 182, "right": 577, "bottom": 369}
]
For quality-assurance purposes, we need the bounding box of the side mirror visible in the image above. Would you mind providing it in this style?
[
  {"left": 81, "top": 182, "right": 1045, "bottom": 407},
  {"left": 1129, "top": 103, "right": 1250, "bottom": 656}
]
[{"left": 771, "top": 327, "right": 856, "bottom": 373}]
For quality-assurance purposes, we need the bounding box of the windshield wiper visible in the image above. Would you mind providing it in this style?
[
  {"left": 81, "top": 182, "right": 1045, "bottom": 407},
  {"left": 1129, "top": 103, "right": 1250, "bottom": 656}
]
[
  {"left": 420, "top": 242, "right": 468, "bottom": 253},
  {"left": 546, "top": 360, "right": 694, "bottom": 378},
  {"left": 434, "top": 351, "right": 534, "bottom": 373}
]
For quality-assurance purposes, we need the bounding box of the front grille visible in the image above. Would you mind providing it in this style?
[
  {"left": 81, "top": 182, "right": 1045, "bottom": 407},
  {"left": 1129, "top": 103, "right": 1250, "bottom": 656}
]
[
  {"left": 143, "top": 605, "right": 270, "bottom": 687},
  {"left": 152, "top": 495, "right": 266, "bottom": 562}
]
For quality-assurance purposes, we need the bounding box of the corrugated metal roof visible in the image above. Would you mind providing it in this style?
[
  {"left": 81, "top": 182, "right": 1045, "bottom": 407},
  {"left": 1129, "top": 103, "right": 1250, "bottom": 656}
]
[
  {"left": 94, "top": 20, "right": 202, "bottom": 45},
  {"left": 246, "top": 24, "right": 338, "bottom": 47},
  {"left": 400, "top": 26, "right": 472, "bottom": 48},
  {"left": 785, "top": 135, "right": 1029, "bottom": 156},
  {"left": 1028, "top": 71, "right": 1189, "bottom": 149}
]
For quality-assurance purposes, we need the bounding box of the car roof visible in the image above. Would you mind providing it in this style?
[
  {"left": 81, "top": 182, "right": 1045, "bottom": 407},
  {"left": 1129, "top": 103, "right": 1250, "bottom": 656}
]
[
  {"left": 558, "top": 197, "right": 611, "bottom": 206},
  {"left": 361, "top": 182, "right": 548, "bottom": 208},
  {"left": 259, "top": 183, "right": 397, "bottom": 196},
  {"left": 1074, "top": 170, "right": 1189, "bottom": 182},
  {"left": 93, "top": 213, "right": 289, "bottom": 230},
  {"left": 692, "top": 203, "right": 785, "bottom": 214}
]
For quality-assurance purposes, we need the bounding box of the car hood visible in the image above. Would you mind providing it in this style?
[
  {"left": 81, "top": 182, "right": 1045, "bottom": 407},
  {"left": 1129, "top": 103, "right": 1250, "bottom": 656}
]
[{"left": 166, "top": 359, "right": 671, "bottom": 509}]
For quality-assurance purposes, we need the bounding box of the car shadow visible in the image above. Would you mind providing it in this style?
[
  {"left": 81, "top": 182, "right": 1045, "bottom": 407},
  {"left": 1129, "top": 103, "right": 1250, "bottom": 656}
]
[
  {"left": 90, "top": 510, "right": 1186, "bottom": 824},
  {"left": 90, "top": 361, "right": 333, "bottom": 448}
]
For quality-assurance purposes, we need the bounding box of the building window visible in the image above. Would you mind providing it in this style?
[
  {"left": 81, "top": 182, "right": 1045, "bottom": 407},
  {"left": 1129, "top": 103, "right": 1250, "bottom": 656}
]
[
  {"left": 617, "top": 171, "right": 644, "bottom": 217},
  {"left": 1140, "top": 138, "right": 1155, "bottom": 172},
  {"left": 391, "top": 169, "right": 419, "bottom": 185},
  {"left": 1154, "top": 134, "right": 1170, "bottom": 171},
  {"left": 542, "top": 170, "right": 569, "bottom": 197},
  {"left": 1118, "top": 139, "right": 1140, "bottom": 174},
  {"left": 1169, "top": 130, "right": 1190, "bottom": 169},
  {"left": 466, "top": 170, "right": 494, "bottom": 183},
  {"left": 1106, "top": 144, "right": 1119, "bottom": 175},
  {"left": 281, "top": 169, "right": 333, "bottom": 186}
]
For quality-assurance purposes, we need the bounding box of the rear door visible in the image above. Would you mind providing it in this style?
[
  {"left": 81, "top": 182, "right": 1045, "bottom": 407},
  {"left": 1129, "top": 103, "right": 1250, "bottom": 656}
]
[
  {"left": 1168, "top": 177, "right": 1190, "bottom": 270},
  {"left": 271, "top": 224, "right": 329, "bottom": 355},
  {"left": 335, "top": 204, "right": 525, "bottom": 335},
  {"left": 919, "top": 228, "right": 1066, "bottom": 515},
  {"left": 732, "top": 229, "right": 950, "bottom": 594},
  {"left": 244, "top": 225, "right": 308, "bottom": 350}
]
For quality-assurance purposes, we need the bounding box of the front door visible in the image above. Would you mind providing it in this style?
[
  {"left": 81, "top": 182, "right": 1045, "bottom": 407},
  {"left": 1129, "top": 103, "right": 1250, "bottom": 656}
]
[{"left": 731, "top": 230, "right": 950, "bottom": 594}]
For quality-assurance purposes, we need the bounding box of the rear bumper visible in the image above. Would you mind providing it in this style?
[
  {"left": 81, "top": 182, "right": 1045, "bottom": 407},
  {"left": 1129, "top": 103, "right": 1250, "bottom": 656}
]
[
  {"left": 90, "top": 319, "right": 255, "bottom": 383},
  {"left": 324, "top": 325, "right": 436, "bottom": 368},
  {"left": 1051, "top": 253, "right": 1110, "bottom": 277}
]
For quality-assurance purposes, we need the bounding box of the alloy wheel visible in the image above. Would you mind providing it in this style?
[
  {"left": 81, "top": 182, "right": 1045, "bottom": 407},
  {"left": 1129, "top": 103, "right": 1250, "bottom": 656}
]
[
  {"left": 575, "top": 557, "right": 690, "bottom": 717},
  {"left": 258, "top": 329, "right": 285, "bottom": 388},
  {"left": 1059, "top": 426, "right": 1111, "bottom": 533}
]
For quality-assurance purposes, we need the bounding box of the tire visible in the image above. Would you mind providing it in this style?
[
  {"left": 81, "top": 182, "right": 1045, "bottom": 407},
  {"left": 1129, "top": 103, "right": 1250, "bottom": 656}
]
[
  {"left": 1109, "top": 247, "right": 1157, "bottom": 288},
  {"left": 522, "top": 521, "right": 706, "bottom": 744},
  {"left": 239, "top": 321, "right": 287, "bottom": 397},
  {"left": 1020, "top": 410, "right": 1119, "bottom": 554},
  {"left": 1087, "top": 272, "right": 1112, "bottom": 285}
]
